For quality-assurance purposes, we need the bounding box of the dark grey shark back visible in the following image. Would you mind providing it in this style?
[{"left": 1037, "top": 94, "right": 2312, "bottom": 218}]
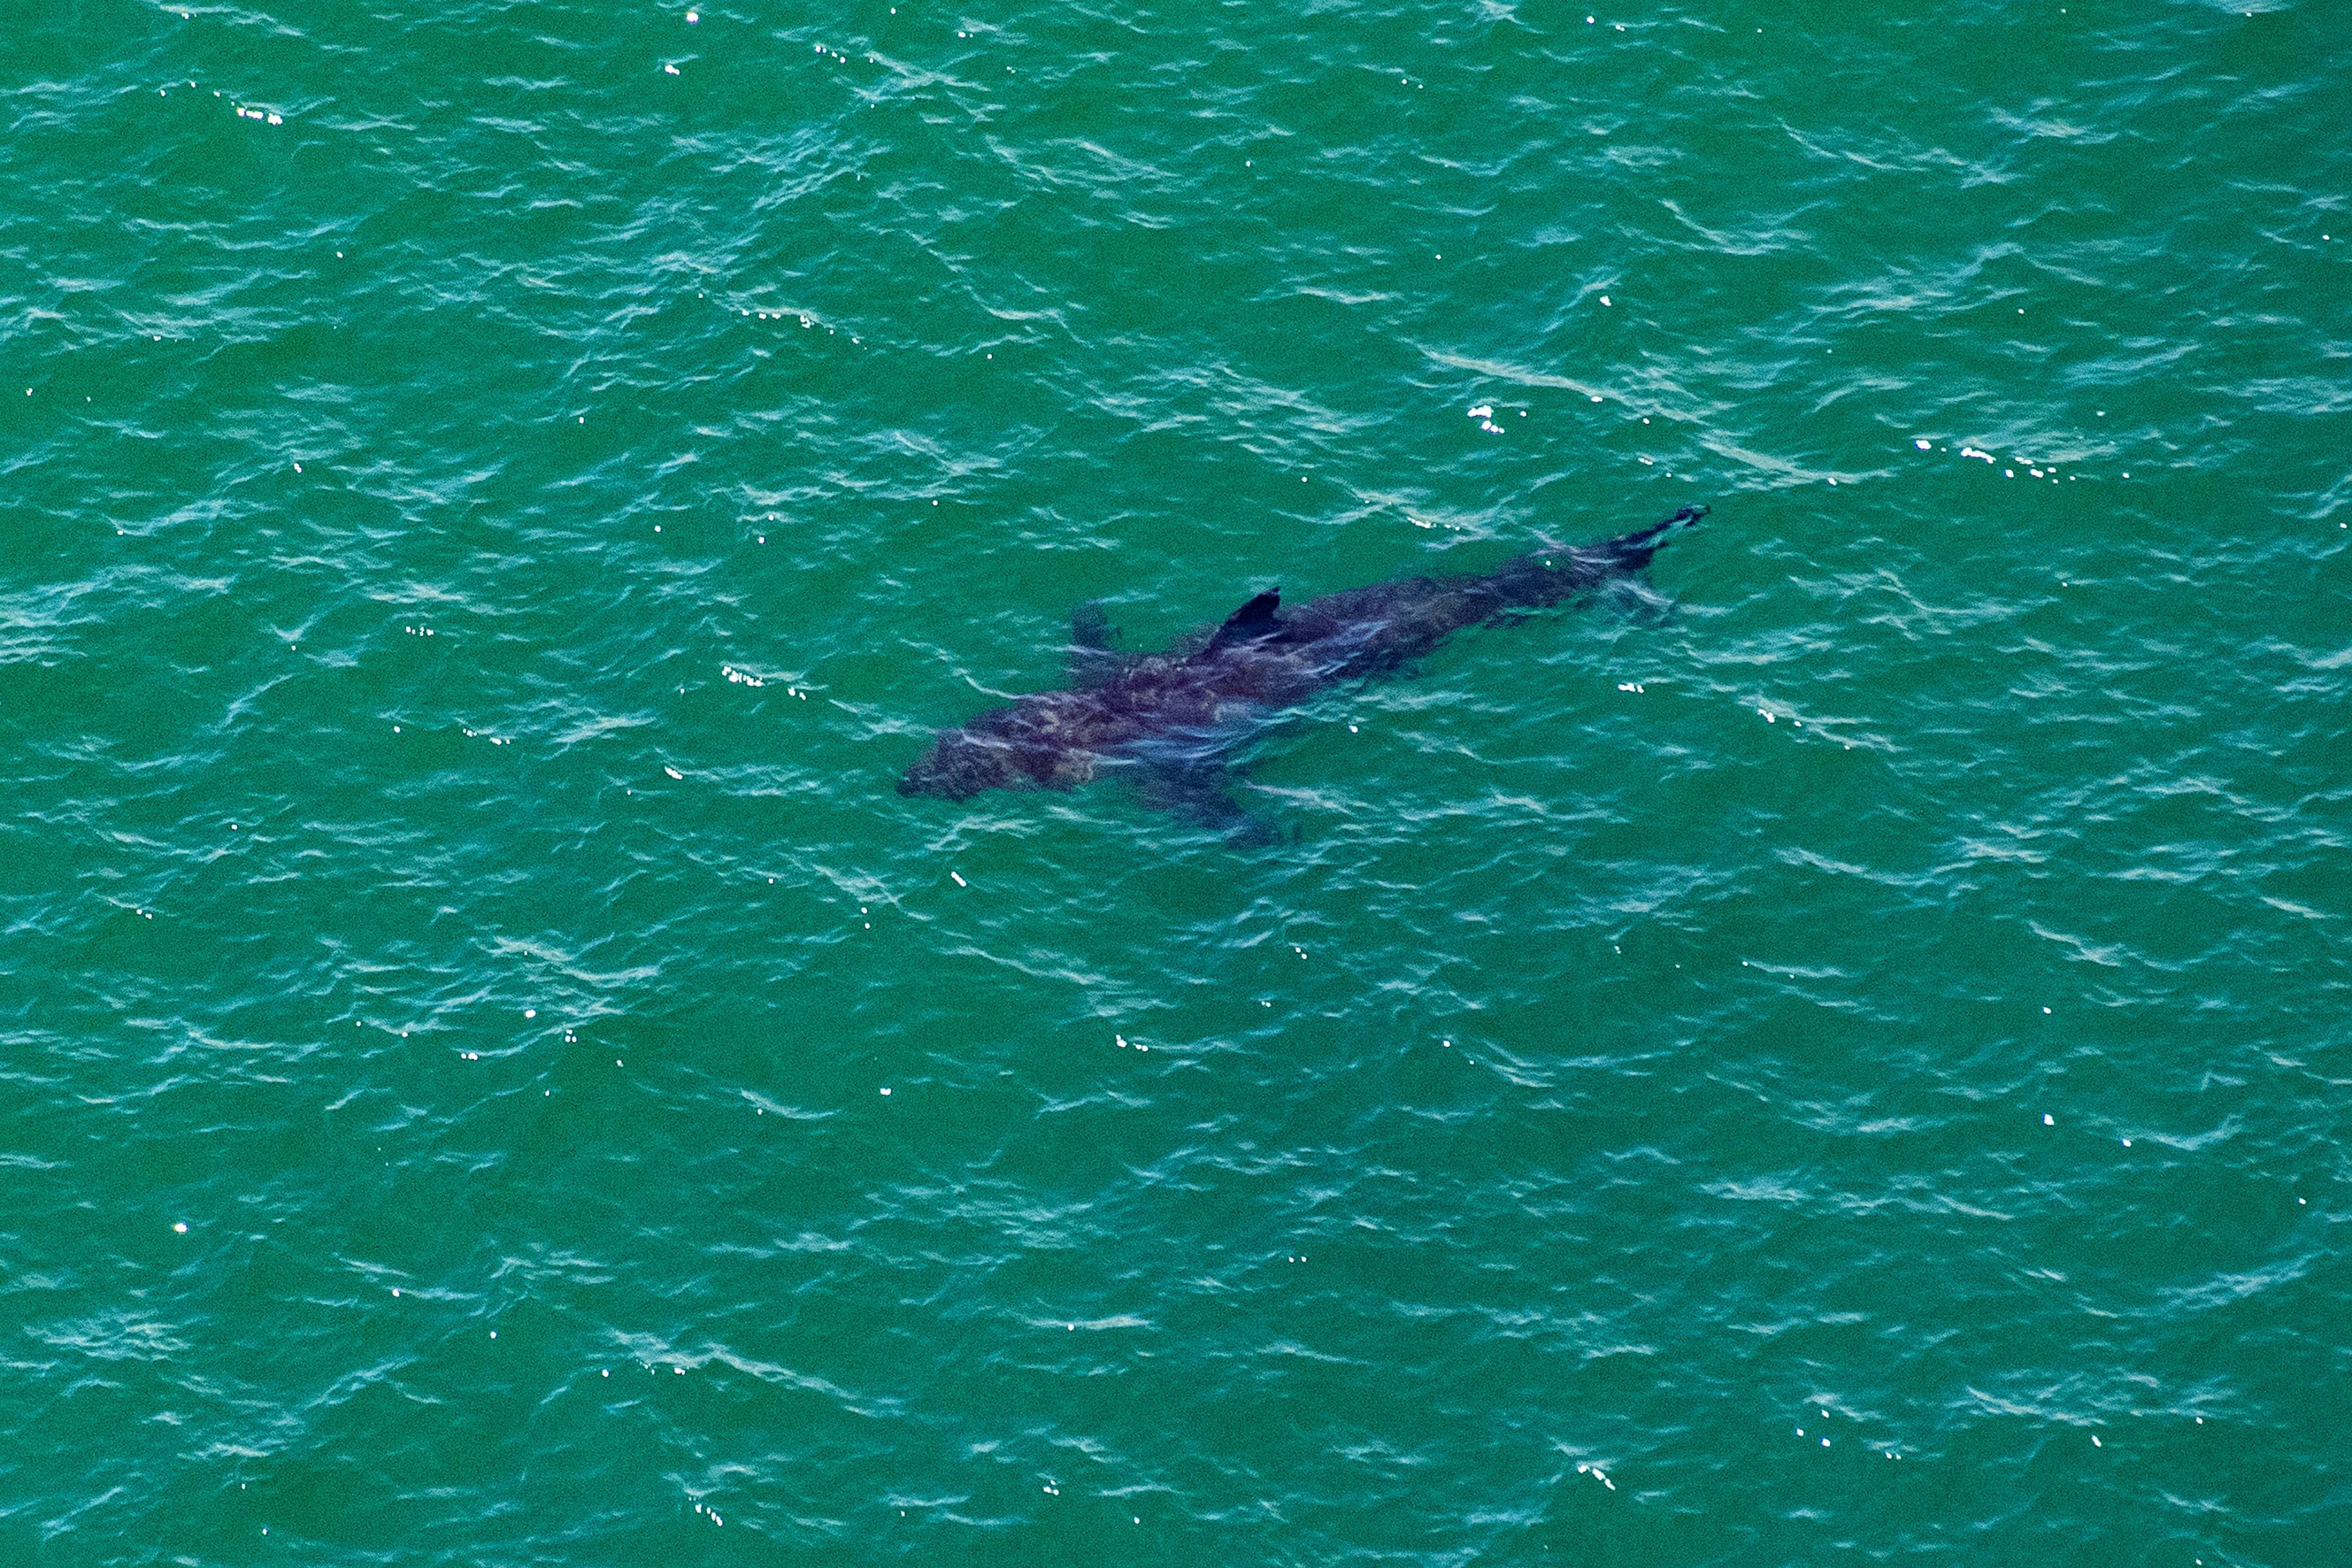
[{"left": 897, "top": 503, "right": 1707, "bottom": 817}]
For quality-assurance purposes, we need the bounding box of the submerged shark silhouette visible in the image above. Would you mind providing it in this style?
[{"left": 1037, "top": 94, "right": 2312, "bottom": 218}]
[{"left": 899, "top": 503, "right": 1707, "bottom": 830}]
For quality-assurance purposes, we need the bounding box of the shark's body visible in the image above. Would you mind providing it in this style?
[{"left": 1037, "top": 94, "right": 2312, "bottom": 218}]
[{"left": 899, "top": 504, "right": 1707, "bottom": 825}]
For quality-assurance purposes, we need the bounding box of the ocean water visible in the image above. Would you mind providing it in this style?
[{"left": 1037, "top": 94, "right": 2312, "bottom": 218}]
[{"left": 3, "top": 1, "right": 2347, "bottom": 1562}]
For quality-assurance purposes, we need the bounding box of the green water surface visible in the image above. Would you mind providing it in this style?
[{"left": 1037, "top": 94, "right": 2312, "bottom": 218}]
[{"left": 3, "top": 1, "right": 2347, "bottom": 1563}]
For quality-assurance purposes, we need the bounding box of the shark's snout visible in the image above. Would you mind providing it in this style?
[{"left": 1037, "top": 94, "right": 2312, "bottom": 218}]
[{"left": 900, "top": 729, "right": 1024, "bottom": 802}]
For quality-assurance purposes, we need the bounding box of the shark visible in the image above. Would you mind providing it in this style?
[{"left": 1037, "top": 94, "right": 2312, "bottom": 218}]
[{"left": 898, "top": 502, "right": 1707, "bottom": 830}]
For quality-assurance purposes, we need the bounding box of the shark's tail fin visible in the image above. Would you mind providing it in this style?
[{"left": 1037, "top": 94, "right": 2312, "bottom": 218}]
[{"left": 1597, "top": 503, "right": 1708, "bottom": 574}]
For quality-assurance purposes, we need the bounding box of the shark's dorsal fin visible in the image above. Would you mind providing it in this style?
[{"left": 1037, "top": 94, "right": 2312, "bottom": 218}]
[
  {"left": 1211, "top": 588, "right": 1281, "bottom": 645},
  {"left": 1226, "top": 588, "right": 1279, "bottom": 627}
]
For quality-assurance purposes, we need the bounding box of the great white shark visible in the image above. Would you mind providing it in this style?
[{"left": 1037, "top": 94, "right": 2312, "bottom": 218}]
[{"left": 898, "top": 502, "right": 1707, "bottom": 830}]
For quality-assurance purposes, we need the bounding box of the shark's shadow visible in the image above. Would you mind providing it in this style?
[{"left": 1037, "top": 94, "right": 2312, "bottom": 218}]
[{"left": 898, "top": 504, "right": 1708, "bottom": 836}]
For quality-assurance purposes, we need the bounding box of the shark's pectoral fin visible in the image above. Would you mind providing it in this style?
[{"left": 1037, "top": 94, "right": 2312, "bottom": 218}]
[
  {"left": 1130, "top": 757, "right": 1278, "bottom": 844},
  {"left": 1066, "top": 600, "right": 1129, "bottom": 685},
  {"left": 1599, "top": 573, "right": 1676, "bottom": 626},
  {"left": 1071, "top": 600, "right": 1119, "bottom": 651}
]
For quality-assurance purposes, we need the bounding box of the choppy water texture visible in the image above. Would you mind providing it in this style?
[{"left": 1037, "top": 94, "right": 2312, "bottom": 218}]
[{"left": 5, "top": 1, "right": 2348, "bottom": 1562}]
